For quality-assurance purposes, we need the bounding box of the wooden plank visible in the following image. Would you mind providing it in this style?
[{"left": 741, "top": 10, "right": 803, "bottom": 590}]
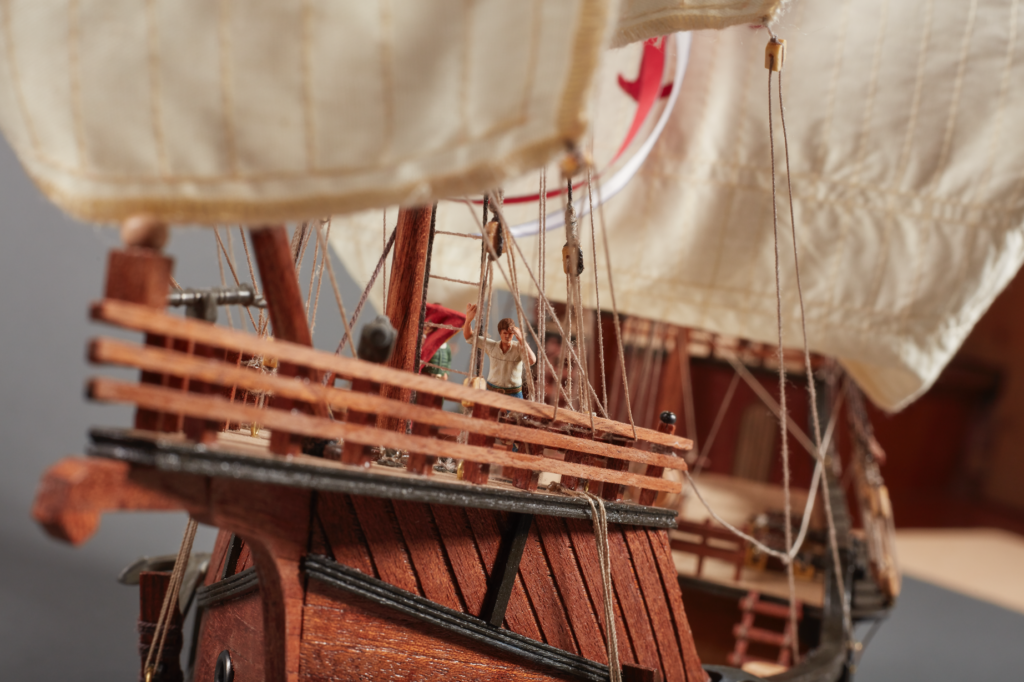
[
  {"left": 465, "top": 508, "right": 542, "bottom": 641},
  {"left": 623, "top": 528, "right": 686, "bottom": 682},
  {"left": 317, "top": 492, "right": 376, "bottom": 576},
  {"left": 91, "top": 299, "right": 692, "bottom": 451},
  {"left": 517, "top": 520, "right": 579, "bottom": 654},
  {"left": 91, "top": 335, "right": 687, "bottom": 474},
  {"left": 87, "top": 378, "right": 681, "bottom": 493},
  {"left": 350, "top": 496, "right": 421, "bottom": 595},
  {"left": 301, "top": 581, "right": 574, "bottom": 682},
  {"left": 534, "top": 515, "right": 606, "bottom": 663},
  {"left": 463, "top": 403, "right": 495, "bottom": 485},
  {"left": 430, "top": 504, "right": 490, "bottom": 616},
  {"left": 193, "top": 591, "right": 265, "bottom": 682},
  {"left": 564, "top": 518, "right": 636, "bottom": 666},
  {"left": 647, "top": 529, "right": 705, "bottom": 682},
  {"left": 392, "top": 500, "right": 464, "bottom": 611},
  {"left": 607, "top": 527, "right": 662, "bottom": 674}
]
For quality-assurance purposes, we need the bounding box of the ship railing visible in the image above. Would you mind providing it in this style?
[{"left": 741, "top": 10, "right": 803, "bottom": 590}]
[{"left": 86, "top": 298, "right": 691, "bottom": 504}]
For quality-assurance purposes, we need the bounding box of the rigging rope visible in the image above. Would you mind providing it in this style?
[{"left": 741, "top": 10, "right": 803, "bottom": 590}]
[
  {"left": 309, "top": 218, "right": 330, "bottom": 334},
  {"left": 555, "top": 485, "right": 621, "bottom": 682},
  {"left": 381, "top": 210, "right": 388, "bottom": 312},
  {"left": 767, "top": 50, "right": 801, "bottom": 661},
  {"left": 213, "top": 228, "right": 235, "bottom": 329},
  {"left": 335, "top": 224, "right": 398, "bottom": 355},
  {"left": 778, "top": 62, "right": 853, "bottom": 638},
  {"left": 538, "top": 168, "right": 547, "bottom": 404},
  {"left": 315, "top": 221, "right": 357, "bottom": 359},
  {"left": 143, "top": 517, "right": 198, "bottom": 682},
  {"left": 480, "top": 200, "right": 606, "bottom": 417},
  {"left": 586, "top": 162, "right": 609, "bottom": 412},
  {"left": 591, "top": 168, "right": 637, "bottom": 438}
]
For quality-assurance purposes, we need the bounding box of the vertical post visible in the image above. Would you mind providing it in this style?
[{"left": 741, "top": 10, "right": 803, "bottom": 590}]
[
  {"left": 378, "top": 206, "right": 434, "bottom": 431},
  {"left": 638, "top": 412, "right": 677, "bottom": 506},
  {"left": 249, "top": 226, "right": 326, "bottom": 456},
  {"left": 406, "top": 390, "right": 443, "bottom": 475},
  {"left": 105, "top": 217, "right": 174, "bottom": 432}
]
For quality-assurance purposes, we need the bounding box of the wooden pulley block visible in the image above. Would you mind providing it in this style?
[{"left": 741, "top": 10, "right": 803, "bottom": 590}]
[
  {"left": 484, "top": 220, "right": 504, "bottom": 259},
  {"left": 120, "top": 214, "right": 168, "bottom": 251},
  {"left": 561, "top": 243, "right": 584, "bottom": 276},
  {"left": 765, "top": 38, "right": 786, "bottom": 71},
  {"left": 461, "top": 376, "right": 487, "bottom": 408}
]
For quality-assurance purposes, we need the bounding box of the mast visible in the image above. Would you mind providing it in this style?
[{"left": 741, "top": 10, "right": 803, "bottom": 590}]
[{"left": 378, "top": 206, "right": 434, "bottom": 431}]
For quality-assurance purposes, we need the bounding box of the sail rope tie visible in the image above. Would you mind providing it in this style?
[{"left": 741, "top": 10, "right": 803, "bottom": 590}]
[
  {"left": 474, "top": 200, "right": 604, "bottom": 416},
  {"left": 315, "top": 222, "right": 357, "bottom": 360},
  {"left": 778, "top": 60, "right": 853, "bottom": 638},
  {"left": 590, "top": 165, "right": 637, "bottom": 438},
  {"left": 143, "top": 517, "right": 198, "bottom": 682},
  {"left": 552, "top": 484, "right": 621, "bottom": 682},
  {"left": 334, "top": 224, "right": 397, "bottom": 355}
]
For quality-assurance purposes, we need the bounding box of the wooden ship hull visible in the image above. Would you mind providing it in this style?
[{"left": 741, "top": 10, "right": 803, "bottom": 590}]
[{"left": 32, "top": 213, "right": 886, "bottom": 682}]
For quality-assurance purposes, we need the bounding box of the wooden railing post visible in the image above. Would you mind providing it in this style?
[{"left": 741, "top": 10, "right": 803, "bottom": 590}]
[
  {"left": 106, "top": 216, "right": 174, "bottom": 432},
  {"left": 406, "top": 390, "right": 443, "bottom": 475},
  {"left": 638, "top": 412, "right": 677, "bottom": 506},
  {"left": 599, "top": 434, "right": 634, "bottom": 502}
]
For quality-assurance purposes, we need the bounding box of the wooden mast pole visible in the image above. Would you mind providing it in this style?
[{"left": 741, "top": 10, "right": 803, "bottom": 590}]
[{"left": 379, "top": 206, "right": 434, "bottom": 431}]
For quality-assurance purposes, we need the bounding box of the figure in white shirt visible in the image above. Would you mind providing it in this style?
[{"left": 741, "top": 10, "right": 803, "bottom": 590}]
[{"left": 462, "top": 303, "right": 537, "bottom": 399}]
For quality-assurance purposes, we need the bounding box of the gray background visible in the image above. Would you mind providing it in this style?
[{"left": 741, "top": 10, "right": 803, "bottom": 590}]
[{"left": 0, "top": 137, "right": 1021, "bottom": 680}]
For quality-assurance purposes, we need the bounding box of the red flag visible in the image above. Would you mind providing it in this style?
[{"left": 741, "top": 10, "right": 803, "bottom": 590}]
[{"left": 420, "top": 303, "right": 466, "bottom": 372}]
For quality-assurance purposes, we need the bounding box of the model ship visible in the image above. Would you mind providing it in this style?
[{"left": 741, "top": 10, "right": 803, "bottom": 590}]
[{"left": 6, "top": 0, "right": 1020, "bottom": 680}]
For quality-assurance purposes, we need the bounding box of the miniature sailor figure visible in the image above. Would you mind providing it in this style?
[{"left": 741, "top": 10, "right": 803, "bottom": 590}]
[{"left": 462, "top": 303, "right": 537, "bottom": 399}]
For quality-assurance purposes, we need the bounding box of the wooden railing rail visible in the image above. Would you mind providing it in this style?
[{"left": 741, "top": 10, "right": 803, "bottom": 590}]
[
  {"left": 89, "top": 337, "right": 687, "bottom": 476},
  {"left": 87, "top": 378, "right": 681, "bottom": 494},
  {"left": 90, "top": 299, "right": 693, "bottom": 454}
]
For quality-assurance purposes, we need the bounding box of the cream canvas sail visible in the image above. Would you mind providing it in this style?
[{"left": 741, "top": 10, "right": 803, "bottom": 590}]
[
  {"left": 0, "top": 0, "right": 617, "bottom": 224},
  {"left": 334, "top": 0, "right": 1024, "bottom": 413}
]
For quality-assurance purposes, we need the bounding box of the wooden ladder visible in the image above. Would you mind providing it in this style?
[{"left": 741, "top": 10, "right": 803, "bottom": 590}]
[{"left": 727, "top": 590, "right": 802, "bottom": 669}]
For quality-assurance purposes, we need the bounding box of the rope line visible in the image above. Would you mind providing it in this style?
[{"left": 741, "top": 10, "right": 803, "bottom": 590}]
[
  {"left": 768, "top": 58, "right": 801, "bottom": 661},
  {"left": 335, "top": 224, "right": 398, "bottom": 355},
  {"left": 309, "top": 218, "right": 330, "bottom": 334},
  {"left": 587, "top": 162, "right": 609, "bottom": 413},
  {"left": 538, "top": 168, "right": 547, "bottom": 404},
  {"left": 481, "top": 200, "right": 608, "bottom": 418},
  {"left": 434, "top": 230, "right": 482, "bottom": 239},
  {"left": 143, "top": 517, "right": 198, "bottom": 682},
  {"left": 556, "top": 486, "right": 621, "bottom": 682},
  {"left": 316, "top": 221, "right": 357, "bottom": 358},
  {"left": 591, "top": 168, "right": 636, "bottom": 438},
  {"left": 430, "top": 274, "right": 480, "bottom": 286},
  {"left": 779, "top": 64, "right": 853, "bottom": 638}
]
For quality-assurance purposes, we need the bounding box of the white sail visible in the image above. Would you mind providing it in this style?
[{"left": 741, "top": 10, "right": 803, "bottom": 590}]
[
  {"left": 0, "top": 0, "right": 619, "bottom": 224},
  {"left": 588, "top": 0, "right": 1024, "bottom": 412},
  {"left": 336, "top": 0, "right": 1024, "bottom": 413},
  {"left": 612, "top": 0, "right": 784, "bottom": 46}
]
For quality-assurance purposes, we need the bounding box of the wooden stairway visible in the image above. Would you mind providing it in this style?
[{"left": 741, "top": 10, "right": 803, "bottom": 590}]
[{"left": 727, "top": 590, "right": 801, "bottom": 670}]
